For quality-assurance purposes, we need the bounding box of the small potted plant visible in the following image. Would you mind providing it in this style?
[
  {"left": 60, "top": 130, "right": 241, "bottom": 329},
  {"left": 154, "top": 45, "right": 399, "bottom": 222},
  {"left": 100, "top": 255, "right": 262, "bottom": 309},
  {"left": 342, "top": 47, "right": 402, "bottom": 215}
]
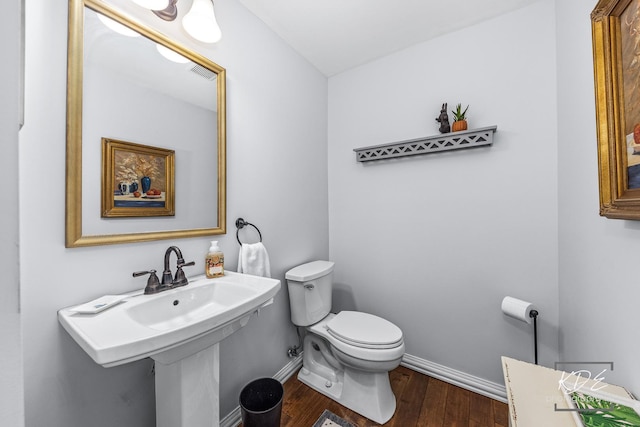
[{"left": 451, "top": 103, "right": 469, "bottom": 132}]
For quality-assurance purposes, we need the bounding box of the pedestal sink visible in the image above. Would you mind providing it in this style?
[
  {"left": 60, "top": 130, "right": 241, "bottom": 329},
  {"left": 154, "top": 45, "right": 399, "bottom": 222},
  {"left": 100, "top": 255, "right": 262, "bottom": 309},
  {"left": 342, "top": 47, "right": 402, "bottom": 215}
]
[{"left": 58, "top": 271, "right": 281, "bottom": 427}]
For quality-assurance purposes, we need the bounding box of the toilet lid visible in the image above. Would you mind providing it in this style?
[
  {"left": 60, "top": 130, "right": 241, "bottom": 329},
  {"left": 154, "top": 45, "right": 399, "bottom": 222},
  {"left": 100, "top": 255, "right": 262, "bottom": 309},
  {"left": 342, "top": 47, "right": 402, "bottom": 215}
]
[{"left": 326, "top": 311, "right": 403, "bottom": 349}]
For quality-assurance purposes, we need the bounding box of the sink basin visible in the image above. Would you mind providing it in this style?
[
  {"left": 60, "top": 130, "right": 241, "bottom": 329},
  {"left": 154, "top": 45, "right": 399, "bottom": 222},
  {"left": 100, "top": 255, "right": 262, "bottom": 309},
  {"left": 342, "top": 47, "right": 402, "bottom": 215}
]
[
  {"left": 126, "top": 280, "right": 258, "bottom": 332},
  {"left": 58, "top": 271, "right": 281, "bottom": 367}
]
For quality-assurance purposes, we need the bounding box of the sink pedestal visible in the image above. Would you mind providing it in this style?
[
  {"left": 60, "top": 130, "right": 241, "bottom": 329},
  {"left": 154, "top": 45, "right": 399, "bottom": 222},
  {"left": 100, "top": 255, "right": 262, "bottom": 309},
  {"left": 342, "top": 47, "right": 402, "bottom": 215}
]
[{"left": 155, "top": 343, "right": 220, "bottom": 427}]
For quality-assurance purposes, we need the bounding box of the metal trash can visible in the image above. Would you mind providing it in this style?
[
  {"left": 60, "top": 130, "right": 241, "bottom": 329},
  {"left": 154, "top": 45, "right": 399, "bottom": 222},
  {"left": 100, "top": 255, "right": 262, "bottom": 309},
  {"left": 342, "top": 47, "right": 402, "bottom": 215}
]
[{"left": 239, "top": 378, "right": 284, "bottom": 427}]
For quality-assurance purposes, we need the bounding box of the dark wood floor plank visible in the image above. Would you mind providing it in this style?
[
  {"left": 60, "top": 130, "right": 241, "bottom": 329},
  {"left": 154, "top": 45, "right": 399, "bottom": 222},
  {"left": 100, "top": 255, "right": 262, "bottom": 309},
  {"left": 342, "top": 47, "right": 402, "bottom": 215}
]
[
  {"left": 443, "top": 384, "right": 470, "bottom": 427},
  {"left": 417, "top": 376, "right": 448, "bottom": 427},
  {"left": 468, "top": 391, "right": 492, "bottom": 426},
  {"left": 389, "top": 367, "right": 411, "bottom": 400},
  {"left": 255, "top": 366, "right": 509, "bottom": 427},
  {"left": 492, "top": 399, "right": 510, "bottom": 427},
  {"left": 280, "top": 378, "right": 304, "bottom": 425},
  {"left": 386, "top": 367, "right": 428, "bottom": 427},
  {"left": 383, "top": 367, "right": 412, "bottom": 427}
]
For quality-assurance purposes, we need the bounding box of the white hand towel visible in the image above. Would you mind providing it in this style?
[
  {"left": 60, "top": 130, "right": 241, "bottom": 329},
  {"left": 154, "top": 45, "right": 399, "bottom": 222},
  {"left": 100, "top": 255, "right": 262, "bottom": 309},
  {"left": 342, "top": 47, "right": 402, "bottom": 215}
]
[{"left": 237, "top": 242, "right": 271, "bottom": 278}]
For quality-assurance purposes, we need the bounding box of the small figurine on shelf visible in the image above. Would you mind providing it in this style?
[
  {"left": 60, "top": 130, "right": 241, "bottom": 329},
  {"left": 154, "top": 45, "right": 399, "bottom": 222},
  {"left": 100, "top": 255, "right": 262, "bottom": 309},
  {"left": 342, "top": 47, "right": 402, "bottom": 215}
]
[
  {"left": 435, "top": 103, "right": 450, "bottom": 133},
  {"left": 451, "top": 103, "right": 469, "bottom": 132}
]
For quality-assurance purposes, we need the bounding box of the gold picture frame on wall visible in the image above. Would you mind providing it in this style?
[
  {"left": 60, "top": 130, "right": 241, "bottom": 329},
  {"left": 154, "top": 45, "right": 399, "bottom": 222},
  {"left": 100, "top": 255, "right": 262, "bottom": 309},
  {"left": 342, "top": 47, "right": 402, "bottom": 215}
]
[
  {"left": 592, "top": 0, "right": 640, "bottom": 219},
  {"left": 102, "top": 138, "right": 175, "bottom": 218}
]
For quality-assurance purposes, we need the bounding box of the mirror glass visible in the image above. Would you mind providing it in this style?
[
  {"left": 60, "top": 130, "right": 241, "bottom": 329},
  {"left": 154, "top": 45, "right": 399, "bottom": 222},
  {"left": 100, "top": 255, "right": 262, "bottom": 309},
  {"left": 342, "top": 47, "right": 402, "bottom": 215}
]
[{"left": 66, "top": 0, "right": 226, "bottom": 247}]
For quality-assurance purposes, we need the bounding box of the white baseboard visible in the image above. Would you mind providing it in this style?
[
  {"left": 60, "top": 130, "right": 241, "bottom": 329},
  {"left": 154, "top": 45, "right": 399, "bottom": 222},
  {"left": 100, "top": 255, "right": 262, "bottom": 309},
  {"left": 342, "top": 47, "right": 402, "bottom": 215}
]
[
  {"left": 219, "top": 407, "right": 242, "bottom": 427},
  {"left": 273, "top": 353, "right": 304, "bottom": 383},
  {"left": 219, "top": 355, "right": 303, "bottom": 427},
  {"left": 401, "top": 353, "right": 507, "bottom": 403}
]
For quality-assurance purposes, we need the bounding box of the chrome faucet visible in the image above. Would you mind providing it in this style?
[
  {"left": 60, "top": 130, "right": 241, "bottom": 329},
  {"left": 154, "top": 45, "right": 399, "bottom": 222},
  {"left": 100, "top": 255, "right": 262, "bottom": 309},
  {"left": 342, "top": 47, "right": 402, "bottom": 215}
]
[
  {"left": 162, "top": 246, "right": 195, "bottom": 288},
  {"left": 133, "top": 246, "right": 195, "bottom": 295}
]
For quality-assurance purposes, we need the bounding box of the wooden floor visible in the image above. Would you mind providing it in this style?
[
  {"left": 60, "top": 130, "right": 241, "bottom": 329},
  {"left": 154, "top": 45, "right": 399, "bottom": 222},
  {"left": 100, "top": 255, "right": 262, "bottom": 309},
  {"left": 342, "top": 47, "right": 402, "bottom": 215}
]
[{"left": 274, "top": 366, "right": 509, "bottom": 427}]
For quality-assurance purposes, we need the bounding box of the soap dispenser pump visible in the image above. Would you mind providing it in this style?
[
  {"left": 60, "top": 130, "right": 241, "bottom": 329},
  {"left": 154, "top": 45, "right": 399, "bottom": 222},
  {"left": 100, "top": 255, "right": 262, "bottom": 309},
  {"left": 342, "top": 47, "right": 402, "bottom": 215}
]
[{"left": 205, "top": 240, "right": 224, "bottom": 278}]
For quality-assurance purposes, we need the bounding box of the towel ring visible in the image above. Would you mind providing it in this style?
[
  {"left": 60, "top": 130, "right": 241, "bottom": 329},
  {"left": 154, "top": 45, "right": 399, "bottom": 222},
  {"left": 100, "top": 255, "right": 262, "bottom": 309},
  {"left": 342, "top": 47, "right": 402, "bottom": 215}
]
[{"left": 235, "top": 218, "right": 262, "bottom": 245}]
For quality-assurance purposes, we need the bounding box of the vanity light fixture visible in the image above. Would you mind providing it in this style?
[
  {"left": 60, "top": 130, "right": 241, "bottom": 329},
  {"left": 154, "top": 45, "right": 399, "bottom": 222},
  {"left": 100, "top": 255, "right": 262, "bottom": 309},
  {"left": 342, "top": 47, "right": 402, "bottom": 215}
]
[
  {"left": 131, "top": 0, "right": 171, "bottom": 10},
  {"left": 182, "top": 0, "right": 222, "bottom": 43},
  {"left": 97, "top": 13, "right": 141, "bottom": 37},
  {"left": 130, "top": 0, "right": 222, "bottom": 44},
  {"left": 153, "top": 0, "right": 179, "bottom": 21}
]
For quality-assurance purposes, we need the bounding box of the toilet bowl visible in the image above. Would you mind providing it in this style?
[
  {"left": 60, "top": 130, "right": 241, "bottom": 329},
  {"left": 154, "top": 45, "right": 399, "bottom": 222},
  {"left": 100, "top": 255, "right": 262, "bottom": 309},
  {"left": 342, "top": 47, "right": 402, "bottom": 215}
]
[{"left": 285, "top": 261, "right": 405, "bottom": 424}]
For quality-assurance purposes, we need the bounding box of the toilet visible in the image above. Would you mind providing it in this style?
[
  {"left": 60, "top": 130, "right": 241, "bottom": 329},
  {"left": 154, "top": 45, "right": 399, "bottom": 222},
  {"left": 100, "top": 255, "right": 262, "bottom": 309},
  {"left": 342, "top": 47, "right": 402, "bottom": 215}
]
[{"left": 285, "top": 260, "right": 405, "bottom": 424}]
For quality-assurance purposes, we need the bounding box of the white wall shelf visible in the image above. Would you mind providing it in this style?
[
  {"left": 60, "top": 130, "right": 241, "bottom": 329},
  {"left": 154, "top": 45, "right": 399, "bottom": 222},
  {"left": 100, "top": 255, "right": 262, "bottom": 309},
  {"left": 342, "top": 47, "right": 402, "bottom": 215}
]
[{"left": 353, "top": 125, "right": 497, "bottom": 162}]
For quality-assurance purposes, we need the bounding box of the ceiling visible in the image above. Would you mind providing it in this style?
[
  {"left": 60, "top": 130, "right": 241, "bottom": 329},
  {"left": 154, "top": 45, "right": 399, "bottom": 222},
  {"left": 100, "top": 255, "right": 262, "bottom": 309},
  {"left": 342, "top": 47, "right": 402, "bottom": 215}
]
[{"left": 235, "top": 0, "right": 539, "bottom": 76}]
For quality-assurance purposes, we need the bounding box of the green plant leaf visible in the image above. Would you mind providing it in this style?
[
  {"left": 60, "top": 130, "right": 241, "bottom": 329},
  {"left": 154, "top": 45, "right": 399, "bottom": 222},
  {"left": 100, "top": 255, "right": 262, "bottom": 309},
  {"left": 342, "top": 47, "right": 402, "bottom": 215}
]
[
  {"left": 451, "top": 103, "right": 469, "bottom": 121},
  {"left": 571, "top": 391, "right": 640, "bottom": 426}
]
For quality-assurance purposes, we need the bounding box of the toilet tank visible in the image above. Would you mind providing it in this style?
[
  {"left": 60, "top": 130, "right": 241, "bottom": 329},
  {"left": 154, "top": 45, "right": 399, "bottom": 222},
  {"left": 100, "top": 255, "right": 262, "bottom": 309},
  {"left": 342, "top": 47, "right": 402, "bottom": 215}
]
[{"left": 285, "top": 260, "right": 335, "bottom": 327}]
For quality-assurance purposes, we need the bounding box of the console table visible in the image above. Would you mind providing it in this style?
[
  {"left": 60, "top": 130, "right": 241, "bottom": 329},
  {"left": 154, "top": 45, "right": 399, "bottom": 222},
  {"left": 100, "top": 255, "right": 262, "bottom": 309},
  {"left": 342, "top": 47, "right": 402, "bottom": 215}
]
[{"left": 501, "top": 356, "right": 635, "bottom": 426}]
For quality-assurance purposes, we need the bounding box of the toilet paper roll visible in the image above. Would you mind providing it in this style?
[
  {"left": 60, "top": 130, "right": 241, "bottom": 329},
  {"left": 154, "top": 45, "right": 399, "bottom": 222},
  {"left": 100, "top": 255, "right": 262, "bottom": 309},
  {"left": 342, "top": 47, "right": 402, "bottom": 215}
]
[{"left": 501, "top": 296, "right": 536, "bottom": 324}]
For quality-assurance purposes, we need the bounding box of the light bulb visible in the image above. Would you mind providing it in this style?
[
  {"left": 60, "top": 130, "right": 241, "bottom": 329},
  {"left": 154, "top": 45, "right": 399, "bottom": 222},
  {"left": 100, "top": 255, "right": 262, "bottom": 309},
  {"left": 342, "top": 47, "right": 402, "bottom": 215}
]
[
  {"left": 182, "top": 0, "right": 222, "bottom": 43},
  {"left": 156, "top": 44, "right": 190, "bottom": 63},
  {"left": 131, "top": 0, "right": 170, "bottom": 10},
  {"left": 97, "top": 13, "right": 140, "bottom": 37}
]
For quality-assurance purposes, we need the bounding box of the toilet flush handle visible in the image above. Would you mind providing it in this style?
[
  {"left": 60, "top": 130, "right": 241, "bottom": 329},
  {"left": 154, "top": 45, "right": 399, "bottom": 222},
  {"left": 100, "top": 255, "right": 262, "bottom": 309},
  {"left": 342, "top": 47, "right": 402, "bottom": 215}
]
[{"left": 304, "top": 283, "right": 315, "bottom": 290}]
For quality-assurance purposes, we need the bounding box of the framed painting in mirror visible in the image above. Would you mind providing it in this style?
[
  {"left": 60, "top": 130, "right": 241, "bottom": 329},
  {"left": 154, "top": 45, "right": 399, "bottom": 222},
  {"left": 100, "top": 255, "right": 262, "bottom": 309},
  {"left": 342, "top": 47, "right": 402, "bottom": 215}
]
[{"left": 102, "top": 138, "right": 175, "bottom": 218}]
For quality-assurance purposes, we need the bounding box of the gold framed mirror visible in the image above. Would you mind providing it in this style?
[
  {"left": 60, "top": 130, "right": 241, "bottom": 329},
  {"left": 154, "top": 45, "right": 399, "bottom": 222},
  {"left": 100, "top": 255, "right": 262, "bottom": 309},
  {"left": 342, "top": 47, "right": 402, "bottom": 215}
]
[{"left": 66, "top": 0, "right": 226, "bottom": 247}]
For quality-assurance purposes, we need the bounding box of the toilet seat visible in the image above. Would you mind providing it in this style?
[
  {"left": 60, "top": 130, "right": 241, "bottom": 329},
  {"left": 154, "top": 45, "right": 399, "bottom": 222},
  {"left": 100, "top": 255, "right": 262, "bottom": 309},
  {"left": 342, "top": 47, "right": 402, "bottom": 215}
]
[
  {"left": 327, "top": 311, "right": 403, "bottom": 349},
  {"left": 308, "top": 312, "right": 405, "bottom": 363}
]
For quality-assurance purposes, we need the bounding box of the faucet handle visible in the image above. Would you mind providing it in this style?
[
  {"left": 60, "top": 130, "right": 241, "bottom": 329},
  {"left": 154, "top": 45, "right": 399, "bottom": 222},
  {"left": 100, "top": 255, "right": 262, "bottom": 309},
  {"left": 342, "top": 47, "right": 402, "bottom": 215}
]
[
  {"left": 173, "top": 261, "right": 195, "bottom": 288},
  {"left": 133, "top": 269, "right": 162, "bottom": 295}
]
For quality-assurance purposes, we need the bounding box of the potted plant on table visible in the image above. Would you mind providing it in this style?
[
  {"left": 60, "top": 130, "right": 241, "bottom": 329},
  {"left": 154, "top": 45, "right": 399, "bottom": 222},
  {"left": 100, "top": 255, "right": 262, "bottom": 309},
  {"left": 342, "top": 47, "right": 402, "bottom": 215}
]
[{"left": 451, "top": 103, "right": 469, "bottom": 132}]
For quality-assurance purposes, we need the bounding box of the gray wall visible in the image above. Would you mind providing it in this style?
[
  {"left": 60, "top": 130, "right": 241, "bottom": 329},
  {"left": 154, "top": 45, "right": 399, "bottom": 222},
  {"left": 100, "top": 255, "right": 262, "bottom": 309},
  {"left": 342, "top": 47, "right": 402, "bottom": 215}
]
[
  {"left": 557, "top": 0, "right": 640, "bottom": 393},
  {"left": 0, "top": 0, "right": 24, "bottom": 425},
  {"left": 328, "top": 0, "right": 559, "bottom": 386},
  {"left": 20, "top": 0, "right": 327, "bottom": 425}
]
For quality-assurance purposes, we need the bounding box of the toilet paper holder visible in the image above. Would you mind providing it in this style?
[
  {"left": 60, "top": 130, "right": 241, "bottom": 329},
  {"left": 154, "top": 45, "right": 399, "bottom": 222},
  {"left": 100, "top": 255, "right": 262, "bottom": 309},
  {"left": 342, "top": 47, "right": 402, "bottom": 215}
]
[
  {"left": 530, "top": 309, "right": 538, "bottom": 365},
  {"left": 502, "top": 296, "right": 539, "bottom": 365}
]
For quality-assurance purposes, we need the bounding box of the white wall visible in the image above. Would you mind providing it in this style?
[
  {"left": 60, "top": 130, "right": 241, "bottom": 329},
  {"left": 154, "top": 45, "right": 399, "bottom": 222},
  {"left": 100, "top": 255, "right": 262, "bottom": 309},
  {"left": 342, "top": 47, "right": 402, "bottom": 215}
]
[
  {"left": 557, "top": 0, "right": 640, "bottom": 393},
  {"left": 328, "top": 0, "right": 559, "bottom": 386},
  {"left": 0, "top": 0, "right": 25, "bottom": 425},
  {"left": 20, "top": 0, "right": 327, "bottom": 426}
]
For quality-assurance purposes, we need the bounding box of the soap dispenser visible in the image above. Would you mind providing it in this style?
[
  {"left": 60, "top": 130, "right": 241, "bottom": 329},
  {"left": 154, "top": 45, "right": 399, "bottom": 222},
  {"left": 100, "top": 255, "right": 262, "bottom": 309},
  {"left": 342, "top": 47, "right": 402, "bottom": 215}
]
[{"left": 205, "top": 240, "right": 224, "bottom": 278}]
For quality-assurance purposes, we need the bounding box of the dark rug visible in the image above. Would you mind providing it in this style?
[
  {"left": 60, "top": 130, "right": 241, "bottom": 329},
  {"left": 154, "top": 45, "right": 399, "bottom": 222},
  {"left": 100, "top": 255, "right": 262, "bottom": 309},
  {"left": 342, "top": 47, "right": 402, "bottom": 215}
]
[{"left": 312, "top": 409, "right": 356, "bottom": 427}]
